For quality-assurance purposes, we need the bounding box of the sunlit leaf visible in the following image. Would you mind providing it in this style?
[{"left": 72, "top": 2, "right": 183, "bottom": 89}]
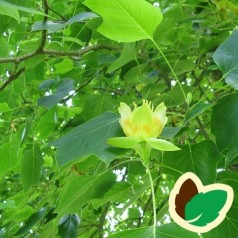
[{"left": 84, "top": 0, "right": 163, "bottom": 42}]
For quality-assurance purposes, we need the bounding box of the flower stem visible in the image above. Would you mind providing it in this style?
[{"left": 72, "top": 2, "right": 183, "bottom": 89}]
[{"left": 146, "top": 167, "right": 157, "bottom": 237}]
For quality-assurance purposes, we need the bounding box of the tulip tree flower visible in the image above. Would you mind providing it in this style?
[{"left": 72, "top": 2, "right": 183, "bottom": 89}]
[{"left": 108, "top": 100, "right": 180, "bottom": 166}]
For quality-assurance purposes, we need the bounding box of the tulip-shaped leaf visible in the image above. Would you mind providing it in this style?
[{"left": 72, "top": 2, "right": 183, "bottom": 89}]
[
  {"left": 50, "top": 112, "right": 124, "bottom": 167},
  {"left": 83, "top": 0, "right": 163, "bottom": 42},
  {"left": 185, "top": 190, "right": 228, "bottom": 226}
]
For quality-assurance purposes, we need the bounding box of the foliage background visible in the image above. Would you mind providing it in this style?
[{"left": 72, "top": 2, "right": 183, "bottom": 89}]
[{"left": 0, "top": 0, "right": 238, "bottom": 237}]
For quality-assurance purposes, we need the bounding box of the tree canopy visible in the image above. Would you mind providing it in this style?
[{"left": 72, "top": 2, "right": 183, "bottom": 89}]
[{"left": 0, "top": 0, "right": 238, "bottom": 237}]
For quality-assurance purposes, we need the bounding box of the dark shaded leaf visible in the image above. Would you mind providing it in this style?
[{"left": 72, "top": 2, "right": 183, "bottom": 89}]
[
  {"left": 162, "top": 140, "right": 221, "bottom": 185},
  {"left": 213, "top": 30, "right": 238, "bottom": 90},
  {"left": 15, "top": 207, "right": 48, "bottom": 236},
  {"left": 32, "top": 12, "right": 97, "bottom": 33},
  {"left": 184, "top": 103, "right": 211, "bottom": 124},
  {"left": 50, "top": 112, "right": 124, "bottom": 167},
  {"left": 38, "top": 79, "right": 74, "bottom": 109},
  {"left": 211, "top": 93, "right": 238, "bottom": 165},
  {"left": 58, "top": 214, "right": 80, "bottom": 238}
]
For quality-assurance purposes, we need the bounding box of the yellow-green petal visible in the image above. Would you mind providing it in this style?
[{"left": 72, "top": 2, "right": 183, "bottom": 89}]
[
  {"left": 108, "top": 137, "right": 141, "bottom": 149},
  {"left": 146, "top": 138, "right": 181, "bottom": 151}
]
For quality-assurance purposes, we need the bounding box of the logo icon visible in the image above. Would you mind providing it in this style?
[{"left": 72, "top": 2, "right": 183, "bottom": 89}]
[{"left": 169, "top": 172, "right": 234, "bottom": 233}]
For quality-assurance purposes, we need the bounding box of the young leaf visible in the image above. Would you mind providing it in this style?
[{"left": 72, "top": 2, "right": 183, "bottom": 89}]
[
  {"left": 185, "top": 190, "right": 228, "bottom": 226},
  {"left": 83, "top": 0, "right": 163, "bottom": 42}
]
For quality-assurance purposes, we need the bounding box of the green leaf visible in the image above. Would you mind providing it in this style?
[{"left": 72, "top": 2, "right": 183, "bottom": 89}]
[
  {"left": 155, "top": 84, "right": 192, "bottom": 107},
  {"left": 203, "top": 171, "right": 238, "bottom": 238},
  {"left": 0, "top": 135, "right": 21, "bottom": 177},
  {"left": 83, "top": 0, "right": 163, "bottom": 42},
  {"left": 146, "top": 138, "right": 181, "bottom": 151},
  {"left": 92, "top": 181, "right": 131, "bottom": 209},
  {"left": 213, "top": 30, "right": 238, "bottom": 89},
  {"left": 211, "top": 93, "right": 238, "bottom": 165},
  {"left": 4, "top": 206, "right": 35, "bottom": 224},
  {"left": 54, "top": 59, "right": 74, "bottom": 74},
  {"left": 108, "top": 137, "right": 140, "bottom": 149},
  {"left": 184, "top": 103, "right": 211, "bottom": 124},
  {"left": 161, "top": 126, "right": 184, "bottom": 139},
  {"left": 31, "top": 12, "right": 97, "bottom": 33},
  {"left": 50, "top": 112, "right": 124, "bottom": 167},
  {"left": 38, "top": 79, "right": 74, "bottom": 109},
  {"left": 55, "top": 172, "right": 116, "bottom": 217},
  {"left": 20, "top": 144, "right": 44, "bottom": 191},
  {"left": 162, "top": 140, "right": 221, "bottom": 185},
  {"left": 0, "top": 102, "right": 10, "bottom": 113},
  {"left": 0, "top": 1, "right": 20, "bottom": 22},
  {"left": 0, "top": 0, "right": 47, "bottom": 20},
  {"left": 108, "top": 223, "right": 199, "bottom": 238},
  {"left": 0, "top": 200, "right": 15, "bottom": 209},
  {"left": 185, "top": 190, "right": 228, "bottom": 226},
  {"left": 107, "top": 43, "right": 136, "bottom": 73},
  {"left": 15, "top": 207, "right": 48, "bottom": 236},
  {"left": 0, "top": 37, "right": 9, "bottom": 57},
  {"left": 35, "top": 109, "right": 56, "bottom": 139},
  {"left": 58, "top": 214, "right": 80, "bottom": 238}
]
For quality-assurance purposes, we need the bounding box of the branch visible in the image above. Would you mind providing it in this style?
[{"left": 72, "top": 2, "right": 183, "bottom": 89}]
[
  {"left": 0, "top": 45, "right": 120, "bottom": 64},
  {"left": 37, "top": 0, "right": 49, "bottom": 52},
  {"left": 0, "top": 67, "right": 25, "bottom": 91}
]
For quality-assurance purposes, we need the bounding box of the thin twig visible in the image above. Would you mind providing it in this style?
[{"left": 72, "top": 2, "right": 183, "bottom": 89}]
[
  {"left": 48, "top": 6, "right": 66, "bottom": 20},
  {"left": 61, "top": 78, "right": 95, "bottom": 103},
  {"left": 196, "top": 116, "right": 210, "bottom": 140},
  {"left": 0, "top": 67, "right": 25, "bottom": 91},
  {"left": 98, "top": 203, "right": 110, "bottom": 238}
]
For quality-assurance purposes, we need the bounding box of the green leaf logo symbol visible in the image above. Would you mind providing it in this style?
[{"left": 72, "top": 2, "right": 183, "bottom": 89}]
[{"left": 169, "top": 172, "right": 234, "bottom": 233}]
